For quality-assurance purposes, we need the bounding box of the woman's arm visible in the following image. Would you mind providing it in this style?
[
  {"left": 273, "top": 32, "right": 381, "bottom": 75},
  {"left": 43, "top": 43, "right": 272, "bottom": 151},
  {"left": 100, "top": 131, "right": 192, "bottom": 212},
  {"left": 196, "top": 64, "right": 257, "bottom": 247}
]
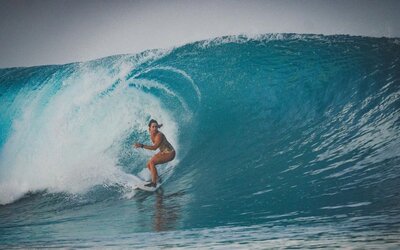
[{"left": 134, "top": 133, "right": 162, "bottom": 151}]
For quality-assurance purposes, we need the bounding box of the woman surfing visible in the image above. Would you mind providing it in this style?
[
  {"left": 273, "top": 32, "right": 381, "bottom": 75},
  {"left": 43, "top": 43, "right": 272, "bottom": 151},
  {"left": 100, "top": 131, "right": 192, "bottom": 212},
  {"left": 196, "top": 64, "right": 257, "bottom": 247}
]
[{"left": 134, "top": 119, "right": 175, "bottom": 187}]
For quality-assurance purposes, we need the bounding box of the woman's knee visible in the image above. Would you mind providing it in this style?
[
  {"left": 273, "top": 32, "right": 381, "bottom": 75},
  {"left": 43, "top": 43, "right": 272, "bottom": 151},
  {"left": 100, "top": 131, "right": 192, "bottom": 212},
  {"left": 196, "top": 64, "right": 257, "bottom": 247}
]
[{"left": 148, "top": 159, "right": 156, "bottom": 167}]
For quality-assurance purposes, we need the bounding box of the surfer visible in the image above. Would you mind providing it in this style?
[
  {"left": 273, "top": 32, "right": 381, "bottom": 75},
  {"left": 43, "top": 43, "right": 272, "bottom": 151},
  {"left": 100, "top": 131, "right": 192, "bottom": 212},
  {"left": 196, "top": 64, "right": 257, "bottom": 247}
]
[{"left": 134, "top": 119, "right": 175, "bottom": 187}]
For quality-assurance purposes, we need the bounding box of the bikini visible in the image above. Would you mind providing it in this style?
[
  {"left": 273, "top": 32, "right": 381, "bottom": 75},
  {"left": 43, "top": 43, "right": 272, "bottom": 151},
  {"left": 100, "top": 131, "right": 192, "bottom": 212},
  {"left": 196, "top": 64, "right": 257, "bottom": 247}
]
[{"left": 158, "top": 133, "right": 175, "bottom": 154}]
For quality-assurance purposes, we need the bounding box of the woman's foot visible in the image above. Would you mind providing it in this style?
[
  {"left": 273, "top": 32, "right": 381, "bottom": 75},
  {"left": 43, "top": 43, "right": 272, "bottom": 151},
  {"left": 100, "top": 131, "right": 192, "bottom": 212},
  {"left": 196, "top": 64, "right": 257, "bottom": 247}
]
[{"left": 145, "top": 182, "right": 156, "bottom": 188}]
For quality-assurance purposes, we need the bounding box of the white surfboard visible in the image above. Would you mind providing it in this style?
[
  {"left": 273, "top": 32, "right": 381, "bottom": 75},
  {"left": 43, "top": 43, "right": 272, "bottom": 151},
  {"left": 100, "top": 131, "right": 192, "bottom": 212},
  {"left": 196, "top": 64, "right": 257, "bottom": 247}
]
[{"left": 138, "top": 182, "right": 161, "bottom": 192}]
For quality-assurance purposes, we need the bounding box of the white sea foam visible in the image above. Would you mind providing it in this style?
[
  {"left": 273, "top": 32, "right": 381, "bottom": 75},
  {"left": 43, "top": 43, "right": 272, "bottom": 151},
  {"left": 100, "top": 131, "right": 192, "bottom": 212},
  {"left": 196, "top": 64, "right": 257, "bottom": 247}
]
[{"left": 0, "top": 59, "right": 180, "bottom": 205}]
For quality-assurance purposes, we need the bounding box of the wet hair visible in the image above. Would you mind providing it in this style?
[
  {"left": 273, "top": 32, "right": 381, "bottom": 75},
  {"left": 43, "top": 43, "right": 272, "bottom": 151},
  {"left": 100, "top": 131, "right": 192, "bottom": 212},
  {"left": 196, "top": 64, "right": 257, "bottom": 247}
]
[
  {"left": 148, "top": 119, "right": 163, "bottom": 129},
  {"left": 148, "top": 119, "right": 158, "bottom": 127}
]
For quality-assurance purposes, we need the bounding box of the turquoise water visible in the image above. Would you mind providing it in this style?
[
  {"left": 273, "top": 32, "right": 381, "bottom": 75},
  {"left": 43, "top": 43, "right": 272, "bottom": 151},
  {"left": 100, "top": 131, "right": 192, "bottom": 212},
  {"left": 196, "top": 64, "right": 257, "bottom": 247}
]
[{"left": 1, "top": 34, "right": 400, "bottom": 248}]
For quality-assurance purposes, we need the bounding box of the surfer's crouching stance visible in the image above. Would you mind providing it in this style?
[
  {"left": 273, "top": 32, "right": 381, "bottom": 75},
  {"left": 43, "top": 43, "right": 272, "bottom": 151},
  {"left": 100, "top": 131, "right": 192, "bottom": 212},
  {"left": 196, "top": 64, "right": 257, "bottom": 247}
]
[{"left": 134, "top": 119, "right": 175, "bottom": 187}]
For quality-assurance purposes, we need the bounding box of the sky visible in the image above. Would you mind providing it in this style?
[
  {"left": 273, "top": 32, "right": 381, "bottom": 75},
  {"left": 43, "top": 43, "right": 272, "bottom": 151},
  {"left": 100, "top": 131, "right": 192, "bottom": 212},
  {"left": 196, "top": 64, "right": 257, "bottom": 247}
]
[{"left": 0, "top": 0, "right": 399, "bottom": 68}]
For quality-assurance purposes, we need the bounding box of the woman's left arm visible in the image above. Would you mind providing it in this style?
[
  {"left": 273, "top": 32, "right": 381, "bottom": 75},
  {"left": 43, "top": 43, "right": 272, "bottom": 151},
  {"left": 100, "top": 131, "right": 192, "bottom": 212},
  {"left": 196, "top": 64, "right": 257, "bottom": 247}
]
[{"left": 134, "top": 134, "right": 162, "bottom": 150}]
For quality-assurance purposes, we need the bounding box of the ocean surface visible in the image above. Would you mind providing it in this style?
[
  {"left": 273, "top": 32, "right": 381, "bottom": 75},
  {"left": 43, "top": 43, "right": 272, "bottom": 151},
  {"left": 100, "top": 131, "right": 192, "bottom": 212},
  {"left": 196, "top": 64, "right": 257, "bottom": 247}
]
[{"left": 1, "top": 34, "right": 400, "bottom": 249}]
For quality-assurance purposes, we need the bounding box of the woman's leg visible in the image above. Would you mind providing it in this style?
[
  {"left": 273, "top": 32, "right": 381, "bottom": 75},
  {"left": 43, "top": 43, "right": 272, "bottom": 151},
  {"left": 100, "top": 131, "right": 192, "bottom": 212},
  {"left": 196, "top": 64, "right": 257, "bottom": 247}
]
[{"left": 147, "top": 151, "right": 175, "bottom": 184}]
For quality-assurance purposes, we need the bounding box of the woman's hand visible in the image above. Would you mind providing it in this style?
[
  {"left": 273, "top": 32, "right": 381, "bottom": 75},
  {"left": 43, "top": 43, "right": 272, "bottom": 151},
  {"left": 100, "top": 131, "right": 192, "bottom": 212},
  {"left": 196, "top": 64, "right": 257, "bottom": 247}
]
[{"left": 134, "top": 143, "right": 143, "bottom": 148}]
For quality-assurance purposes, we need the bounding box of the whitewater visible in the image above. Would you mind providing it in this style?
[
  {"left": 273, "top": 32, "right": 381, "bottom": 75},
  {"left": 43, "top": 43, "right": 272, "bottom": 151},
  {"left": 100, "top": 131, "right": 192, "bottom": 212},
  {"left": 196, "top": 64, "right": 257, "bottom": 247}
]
[{"left": 0, "top": 34, "right": 399, "bottom": 248}]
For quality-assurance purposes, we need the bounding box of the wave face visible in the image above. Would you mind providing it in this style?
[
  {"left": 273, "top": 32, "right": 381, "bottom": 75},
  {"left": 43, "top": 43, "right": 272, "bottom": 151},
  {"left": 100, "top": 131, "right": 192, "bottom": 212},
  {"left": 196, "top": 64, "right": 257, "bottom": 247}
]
[{"left": 1, "top": 34, "right": 400, "bottom": 248}]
